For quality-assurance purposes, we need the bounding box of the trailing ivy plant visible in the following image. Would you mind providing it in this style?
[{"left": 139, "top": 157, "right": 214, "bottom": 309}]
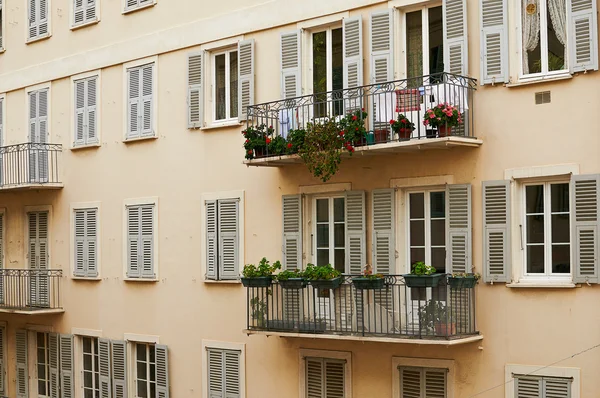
[{"left": 298, "top": 119, "right": 344, "bottom": 182}]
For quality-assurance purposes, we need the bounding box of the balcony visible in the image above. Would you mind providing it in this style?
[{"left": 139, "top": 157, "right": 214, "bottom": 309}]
[
  {"left": 245, "top": 73, "right": 481, "bottom": 167},
  {"left": 244, "top": 275, "right": 480, "bottom": 345},
  {"left": 0, "top": 143, "right": 63, "bottom": 190},
  {"left": 0, "top": 269, "right": 63, "bottom": 314}
]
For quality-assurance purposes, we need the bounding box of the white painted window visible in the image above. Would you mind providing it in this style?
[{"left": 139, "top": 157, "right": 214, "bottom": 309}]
[
  {"left": 134, "top": 343, "right": 156, "bottom": 398},
  {"left": 81, "top": 336, "right": 99, "bottom": 398},
  {"left": 211, "top": 49, "right": 238, "bottom": 123},
  {"left": 36, "top": 332, "right": 51, "bottom": 398},
  {"left": 126, "top": 63, "right": 155, "bottom": 140},
  {"left": 206, "top": 348, "right": 241, "bottom": 397},
  {"left": 126, "top": 203, "right": 156, "bottom": 279},
  {"left": 73, "top": 76, "right": 99, "bottom": 146},
  {"left": 314, "top": 196, "right": 346, "bottom": 271},
  {"left": 311, "top": 26, "right": 343, "bottom": 117},
  {"left": 72, "top": 0, "right": 97, "bottom": 27},
  {"left": 404, "top": 5, "right": 444, "bottom": 81},
  {"left": 28, "top": 0, "right": 50, "bottom": 41}
]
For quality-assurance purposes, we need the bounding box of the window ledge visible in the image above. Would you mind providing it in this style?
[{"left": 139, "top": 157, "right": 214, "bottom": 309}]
[
  {"left": 201, "top": 122, "right": 243, "bottom": 131},
  {"left": 506, "top": 281, "right": 577, "bottom": 289},
  {"left": 124, "top": 277, "right": 158, "bottom": 282},
  {"left": 204, "top": 279, "right": 242, "bottom": 284},
  {"left": 506, "top": 73, "right": 572, "bottom": 88},
  {"left": 123, "top": 2, "right": 156, "bottom": 14},
  {"left": 0, "top": 49, "right": 5, "bottom": 54},
  {"left": 26, "top": 34, "right": 52, "bottom": 44},
  {"left": 71, "top": 143, "right": 101, "bottom": 151},
  {"left": 123, "top": 135, "right": 157, "bottom": 144},
  {"left": 70, "top": 19, "right": 100, "bottom": 31},
  {"left": 72, "top": 276, "right": 102, "bottom": 281}
]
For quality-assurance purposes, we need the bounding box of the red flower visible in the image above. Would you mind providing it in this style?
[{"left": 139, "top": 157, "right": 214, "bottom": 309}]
[
  {"left": 247, "top": 150, "right": 253, "bottom": 154},
  {"left": 245, "top": 139, "right": 249, "bottom": 144},
  {"left": 266, "top": 138, "right": 271, "bottom": 144},
  {"left": 269, "top": 125, "right": 273, "bottom": 129},
  {"left": 352, "top": 115, "right": 358, "bottom": 121},
  {"left": 389, "top": 119, "right": 395, "bottom": 125},
  {"left": 339, "top": 131, "right": 345, "bottom": 136},
  {"left": 287, "top": 143, "right": 293, "bottom": 149},
  {"left": 402, "top": 119, "right": 408, "bottom": 124},
  {"left": 345, "top": 142, "right": 351, "bottom": 146},
  {"left": 361, "top": 108, "right": 365, "bottom": 111},
  {"left": 355, "top": 127, "right": 359, "bottom": 131}
]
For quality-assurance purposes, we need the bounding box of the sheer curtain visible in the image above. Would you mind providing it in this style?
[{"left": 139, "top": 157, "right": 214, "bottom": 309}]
[
  {"left": 548, "top": 0, "right": 568, "bottom": 68},
  {"left": 522, "top": 0, "right": 540, "bottom": 74}
]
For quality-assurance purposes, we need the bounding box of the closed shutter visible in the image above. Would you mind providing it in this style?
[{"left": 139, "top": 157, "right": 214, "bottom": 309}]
[
  {"left": 207, "top": 348, "right": 241, "bottom": 398},
  {"left": 424, "top": 369, "right": 447, "bottom": 397},
  {"left": 205, "top": 200, "right": 217, "bottom": 280},
  {"left": 282, "top": 195, "right": 302, "bottom": 270},
  {"left": 127, "top": 64, "right": 154, "bottom": 139},
  {"left": 16, "top": 330, "right": 28, "bottom": 398},
  {"left": 125, "top": 0, "right": 152, "bottom": 12},
  {"left": 399, "top": 366, "right": 447, "bottom": 398},
  {"left": 443, "top": 0, "right": 469, "bottom": 75},
  {"left": 0, "top": 326, "right": 5, "bottom": 397},
  {"left": 140, "top": 64, "right": 154, "bottom": 137},
  {"left": 446, "top": 184, "right": 471, "bottom": 273},
  {"left": 60, "top": 334, "right": 74, "bottom": 398},
  {"left": 127, "top": 206, "right": 140, "bottom": 278},
  {"left": 343, "top": 17, "right": 363, "bottom": 89},
  {"left": 98, "top": 338, "right": 112, "bottom": 398},
  {"left": 86, "top": 77, "right": 98, "bottom": 144},
  {"left": 0, "top": 0, "right": 3, "bottom": 50},
  {"left": 86, "top": 208, "right": 98, "bottom": 277},
  {"left": 111, "top": 340, "right": 127, "bottom": 398},
  {"left": 324, "top": 359, "right": 345, "bottom": 398},
  {"left": 237, "top": 40, "right": 255, "bottom": 122},
  {"left": 572, "top": 174, "right": 600, "bottom": 283},
  {"left": 224, "top": 350, "right": 241, "bottom": 398},
  {"left": 0, "top": 97, "right": 3, "bottom": 146},
  {"left": 188, "top": 52, "right": 204, "bottom": 128},
  {"left": 127, "top": 67, "right": 141, "bottom": 138},
  {"left": 74, "top": 209, "right": 86, "bottom": 276},
  {"left": 74, "top": 0, "right": 97, "bottom": 26},
  {"left": 372, "top": 189, "right": 395, "bottom": 274},
  {"left": 514, "top": 375, "right": 570, "bottom": 398},
  {"left": 369, "top": 10, "right": 393, "bottom": 83},
  {"left": 49, "top": 333, "right": 60, "bottom": 398},
  {"left": 29, "top": 0, "right": 48, "bottom": 40},
  {"left": 140, "top": 205, "right": 155, "bottom": 278},
  {"left": 218, "top": 199, "right": 239, "bottom": 280},
  {"left": 482, "top": 181, "right": 511, "bottom": 283},
  {"left": 345, "top": 191, "right": 366, "bottom": 274},
  {"left": 542, "top": 377, "right": 571, "bottom": 398},
  {"left": 306, "top": 358, "right": 322, "bottom": 398},
  {"left": 0, "top": 214, "right": 3, "bottom": 303},
  {"left": 280, "top": 31, "right": 302, "bottom": 99},
  {"left": 569, "top": 0, "right": 598, "bottom": 72},
  {"left": 515, "top": 375, "right": 541, "bottom": 397},
  {"left": 480, "top": 0, "right": 508, "bottom": 83},
  {"left": 155, "top": 345, "right": 169, "bottom": 398},
  {"left": 29, "top": 211, "right": 49, "bottom": 306},
  {"left": 39, "top": 0, "right": 48, "bottom": 37},
  {"left": 305, "top": 357, "right": 345, "bottom": 398},
  {"left": 74, "top": 80, "right": 86, "bottom": 146}
]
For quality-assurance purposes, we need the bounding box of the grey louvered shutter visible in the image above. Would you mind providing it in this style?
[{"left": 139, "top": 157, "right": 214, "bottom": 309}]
[
  {"left": 369, "top": 9, "right": 393, "bottom": 83},
  {"left": 218, "top": 199, "right": 239, "bottom": 280},
  {"left": 141, "top": 64, "right": 154, "bottom": 137},
  {"left": 111, "top": 340, "right": 127, "bottom": 398},
  {"left": 424, "top": 369, "right": 447, "bottom": 397},
  {"left": 38, "top": 212, "right": 49, "bottom": 305},
  {"left": 188, "top": 52, "right": 204, "bottom": 128},
  {"left": 49, "top": 333, "right": 60, "bottom": 398},
  {"left": 305, "top": 358, "right": 323, "bottom": 398},
  {"left": 515, "top": 376, "right": 542, "bottom": 397},
  {"left": 480, "top": 0, "right": 508, "bottom": 83},
  {"left": 74, "top": 0, "right": 85, "bottom": 26},
  {"left": 224, "top": 350, "right": 240, "bottom": 398},
  {"left": 0, "top": 326, "right": 4, "bottom": 397},
  {"left": 0, "top": 214, "right": 3, "bottom": 303},
  {"left": 446, "top": 184, "right": 471, "bottom": 273},
  {"left": 572, "top": 174, "right": 600, "bottom": 283},
  {"left": 87, "top": 77, "right": 98, "bottom": 144},
  {"left": 542, "top": 377, "right": 571, "bottom": 398},
  {"left": 0, "top": 0, "right": 3, "bottom": 50},
  {"left": 60, "top": 334, "right": 74, "bottom": 398},
  {"left": 372, "top": 189, "right": 395, "bottom": 274},
  {"left": 74, "top": 80, "right": 86, "bottom": 146},
  {"left": 85, "top": 0, "right": 97, "bottom": 23},
  {"left": 345, "top": 191, "right": 366, "bottom": 274},
  {"left": 343, "top": 16, "right": 363, "bottom": 89},
  {"left": 399, "top": 367, "right": 421, "bottom": 397},
  {"left": 207, "top": 348, "right": 224, "bottom": 398},
  {"left": 324, "top": 359, "right": 345, "bottom": 398},
  {"left": 16, "top": 330, "right": 28, "bottom": 398},
  {"left": 28, "top": 0, "right": 39, "bottom": 40},
  {"left": 238, "top": 39, "right": 255, "bottom": 122},
  {"left": 98, "top": 338, "right": 112, "bottom": 398},
  {"left": 140, "top": 205, "right": 155, "bottom": 278},
  {"left": 86, "top": 209, "right": 98, "bottom": 277},
  {"left": 482, "top": 181, "right": 511, "bottom": 283},
  {"left": 156, "top": 345, "right": 169, "bottom": 398},
  {"left": 127, "top": 206, "right": 140, "bottom": 278},
  {"left": 127, "top": 67, "right": 141, "bottom": 139},
  {"left": 443, "top": 0, "right": 469, "bottom": 75},
  {"left": 569, "top": 0, "right": 598, "bottom": 72},
  {"left": 74, "top": 209, "right": 86, "bottom": 276},
  {"left": 282, "top": 195, "right": 302, "bottom": 270},
  {"left": 205, "top": 200, "right": 217, "bottom": 280},
  {"left": 38, "top": 0, "right": 49, "bottom": 37},
  {"left": 280, "top": 31, "right": 302, "bottom": 99}
]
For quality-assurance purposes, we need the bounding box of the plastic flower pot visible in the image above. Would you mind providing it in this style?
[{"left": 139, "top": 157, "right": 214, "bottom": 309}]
[
  {"left": 241, "top": 276, "right": 273, "bottom": 288},
  {"left": 402, "top": 273, "right": 444, "bottom": 288},
  {"left": 267, "top": 319, "right": 296, "bottom": 330},
  {"left": 309, "top": 277, "right": 342, "bottom": 290},
  {"left": 448, "top": 276, "right": 478, "bottom": 289},
  {"left": 278, "top": 278, "right": 307, "bottom": 289},
  {"left": 352, "top": 277, "right": 385, "bottom": 290},
  {"left": 298, "top": 320, "right": 327, "bottom": 333}
]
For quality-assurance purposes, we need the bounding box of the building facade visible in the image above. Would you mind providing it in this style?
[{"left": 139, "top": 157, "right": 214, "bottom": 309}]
[{"left": 0, "top": 0, "right": 598, "bottom": 397}]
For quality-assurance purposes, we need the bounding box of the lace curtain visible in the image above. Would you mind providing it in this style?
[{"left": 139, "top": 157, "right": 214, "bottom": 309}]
[{"left": 548, "top": 0, "right": 567, "bottom": 69}]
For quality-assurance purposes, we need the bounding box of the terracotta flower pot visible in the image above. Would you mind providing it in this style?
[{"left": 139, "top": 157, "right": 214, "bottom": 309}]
[
  {"left": 373, "top": 129, "right": 389, "bottom": 144},
  {"left": 254, "top": 147, "right": 266, "bottom": 158},
  {"left": 438, "top": 126, "right": 453, "bottom": 137},
  {"left": 435, "top": 322, "right": 456, "bottom": 336},
  {"left": 397, "top": 128, "right": 413, "bottom": 141}
]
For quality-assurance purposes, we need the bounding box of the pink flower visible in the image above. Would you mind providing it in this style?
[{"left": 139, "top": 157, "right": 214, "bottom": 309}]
[
  {"left": 423, "top": 120, "right": 429, "bottom": 126},
  {"left": 438, "top": 104, "right": 444, "bottom": 108},
  {"left": 437, "top": 117, "right": 441, "bottom": 121}
]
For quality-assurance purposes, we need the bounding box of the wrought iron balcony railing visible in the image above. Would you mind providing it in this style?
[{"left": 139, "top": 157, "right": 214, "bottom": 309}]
[
  {"left": 0, "top": 143, "right": 62, "bottom": 189},
  {"left": 246, "top": 274, "right": 477, "bottom": 340},
  {"left": 0, "top": 269, "right": 63, "bottom": 312}
]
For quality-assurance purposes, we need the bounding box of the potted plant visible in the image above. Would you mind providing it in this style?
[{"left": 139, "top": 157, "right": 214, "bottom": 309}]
[
  {"left": 448, "top": 272, "right": 481, "bottom": 289},
  {"left": 276, "top": 269, "right": 307, "bottom": 289},
  {"left": 241, "top": 257, "right": 282, "bottom": 287},
  {"left": 242, "top": 124, "right": 272, "bottom": 159},
  {"left": 267, "top": 135, "right": 287, "bottom": 156},
  {"left": 298, "top": 119, "right": 345, "bottom": 182},
  {"left": 422, "top": 103, "right": 462, "bottom": 137},
  {"left": 249, "top": 292, "right": 271, "bottom": 328},
  {"left": 303, "top": 263, "right": 342, "bottom": 289},
  {"left": 403, "top": 261, "right": 444, "bottom": 288},
  {"left": 298, "top": 317, "right": 328, "bottom": 333},
  {"left": 285, "top": 128, "right": 306, "bottom": 154},
  {"left": 352, "top": 264, "right": 385, "bottom": 290},
  {"left": 419, "top": 299, "right": 456, "bottom": 336},
  {"left": 390, "top": 114, "right": 415, "bottom": 141},
  {"left": 338, "top": 109, "right": 369, "bottom": 146}
]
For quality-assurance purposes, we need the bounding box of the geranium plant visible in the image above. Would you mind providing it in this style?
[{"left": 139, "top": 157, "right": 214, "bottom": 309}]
[
  {"left": 242, "top": 124, "right": 273, "bottom": 160},
  {"left": 423, "top": 103, "right": 462, "bottom": 128},
  {"left": 390, "top": 114, "right": 415, "bottom": 135},
  {"left": 242, "top": 257, "right": 282, "bottom": 278},
  {"left": 358, "top": 264, "right": 383, "bottom": 280},
  {"left": 338, "top": 109, "right": 368, "bottom": 149},
  {"left": 285, "top": 128, "right": 306, "bottom": 154}
]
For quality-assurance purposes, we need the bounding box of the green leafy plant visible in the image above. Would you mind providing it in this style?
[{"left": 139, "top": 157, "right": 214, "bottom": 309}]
[
  {"left": 303, "top": 263, "right": 341, "bottom": 280},
  {"left": 411, "top": 261, "right": 436, "bottom": 276},
  {"left": 243, "top": 124, "right": 273, "bottom": 160},
  {"left": 285, "top": 128, "right": 306, "bottom": 154},
  {"left": 451, "top": 272, "right": 481, "bottom": 281},
  {"left": 276, "top": 269, "right": 304, "bottom": 281},
  {"left": 242, "top": 257, "right": 282, "bottom": 278},
  {"left": 389, "top": 114, "right": 415, "bottom": 134},
  {"left": 338, "top": 109, "right": 368, "bottom": 147},
  {"left": 423, "top": 103, "right": 462, "bottom": 128},
  {"left": 298, "top": 119, "right": 344, "bottom": 182},
  {"left": 249, "top": 290, "right": 271, "bottom": 327},
  {"left": 268, "top": 135, "right": 287, "bottom": 156},
  {"left": 419, "top": 299, "right": 453, "bottom": 331}
]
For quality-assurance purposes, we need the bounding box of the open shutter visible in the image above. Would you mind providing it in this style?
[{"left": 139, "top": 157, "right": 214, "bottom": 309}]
[
  {"left": 372, "top": 189, "right": 395, "bottom": 274},
  {"left": 207, "top": 348, "right": 224, "bottom": 398},
  {"left": 282, "top": 195, "right": 302, "bottom": 270},
  {"left": 140, "top": 205, "right": 155, "bottom": 278},
  {"left": 111, "top": 340, "right": 127, "bottom": 398},
  {"left": 238, "top": 39, "right": 255, "bottom": 122},
  {"left": 74, "top": 210, "right": 86, "bottom": 277},
  {"left": 424, "top": 369, "right": 447, "bottom": 396},
  {"left": 480, "top": 0, "right": 508, "bottom": 83},
  {"left": 49, "top": 333, "right": 60, "bottom": 398},
  {"left": 446, "top": 184, "right": 472, "bottom": 273},
  {"left": 345, "top": 191, "right": 366, "bottom": 274},
  {"left": 127, "top": 206, "right": 140, "bottom": 278},
  {"left": 572, "top": 174, "right": 600, "bottom": 283},
  {"left": 569, "top": 0, "right": 598, "bottom": 72},
  {"left": 155, "top": 345, "right": 169, "bottom": 398},
  {"left": 443, "top": 0, "right": 469, "bottom": 75},
  {"left": 482, "top": 181, "right": 511, "bottom": 283},
  {"left": 98, "top": 338, "right": 112, "bottom": 398},
  {"left": 205, "top": 200, "right": 217, "bottom": 280},
  {"left": 75, "top": 80, "right": 86, "bottom": 146},
  {"left": 86, "top": 209, "right": 98, "bottom": 277},
  {"left": 60, "top": 334, "right": 74, "bottom": 398},
  {"left": 188, "top": 52, "right": 204, "bottom": 128},
  {"left": 280, "top": 31, "right": 302, "bottom": 99},
  {"left": 369, "top": 9, "right": 394, "bottom": 83},
  {"left": 224, "top": 350, "right": 240, "bottom": 398},
  {"left": 127, "top": 68, "right": 141, "bottom": 139},
  {"left": 218, "top": 199, "right": 239, "bottom": 280},
  {"left": 324, "top": 360, "right": 345, "bottom": 398},
  {"left": 87, "top": 77, "right": 98, "bottom": 144},
  {"left": 38, "top": 0, "right": 49, "bottom": 37},
  {"left": 0, "top": 326, "right": 4, "bottom": 397},
  {"left": 141, "top": 64, "right": 154, "bottom": 137},
  {"left": 16, "top": 330, "right": 28, "bottom": 398},
  {"left": 343, "top": 16, "right": 363, "bottom": 89}
]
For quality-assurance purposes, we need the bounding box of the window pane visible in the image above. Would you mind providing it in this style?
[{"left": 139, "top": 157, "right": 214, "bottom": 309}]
[
  {"left": 546, "top": 4, "right": 566, "bottom": 71},
  {"left": 430, "top": 191, "right": 445, "bottom": 218},
  {"left": 37, "top": 364, "right": 46, "bottom": 379},
  {"left": 522, "top": 0, "right": 541, "bottom": 74},
  {"left": 410, "top": 248, "right": 425, "bottom": 265},
  {"left": 333, "top": 198, "right": 344, "bottom": 222},
  {"left": 84, "top": 371, "right": 93, "bottom": 387},
  {"left": 334, "top": 224, "right": 344, "bottom": 247},
  {"left": 215, "top": 54, "right": 226, "bottom": 120},
  {"left": 313, "top": 31, "right": 327, "bottom": 118},
  {"left": 431, "top": 219, "right": 445, "bottom": 246},
  {"left": 137, "top": 344, "right": 147, "bottom": 361},
  {"left": 431, "top": 247, "right": 446, "bottom": 273},
  {"left": 316, "top": 224, "right": 329, "bottom": 247},
  {"left": 229, "top": 51, "right": 238, "bottom": 118},
  {"left": 38, "top": 380, "right": 46, "bottom": 396},
  {"left": 37, "top": 332, "right": 45, "bottom": 346},
  {"left": 84, "top": 353, "right": 92, "bottom": 370},
  {"left": 410, "top": 220, "right": 425, "bottom": 246},
  {"left": 332, "top": 28, "right": 343, "bottom": 92},
  {"left": 85, "top": 388, "right": 93, "bottom": 398},
  {"left": 137, "top": 361, "right": 147, "bottom": 379},
  {"left": 526, "top": 215, "right": 545, "bottom": 243},
  {"left": 406, "top": 10, "right": 423, "bottom": 82},
  {"left": 527, "top": 245, "right": 545, "bottom": 273},
  {"left": 137, "top": 381, "right": 148, "bottom": 398},
  {"left": 410, "top": 193, "right": 425, "bottom": 219},
  {"left": 317, "top": 249, "right": 329, "bottom": 267},
  {"left": 551, "top": 183, "right": 569, "bottom": 212},
  {"left": 551, "top": 214, "right": 570, "bottom": 243},
  {"left": 526, "top": 185, "right": 544, "bottom": 213},
  {"left": 552, "top": 244, "right": 570, "bottom": 273},
  {"left": 149, "top": 345, "right": 155, "bottom": 363},
  {"left": 316, "top": 199, "right": 329, "bottom": 222},
  {"left": 83, "top": 337, "right": 92, "bottom": 353},
  {"left": 428, "top": 6, "right": 444, "bottom": 75},
  {"left": 334, "top": 249, "right": 345, "bottom": 272}
]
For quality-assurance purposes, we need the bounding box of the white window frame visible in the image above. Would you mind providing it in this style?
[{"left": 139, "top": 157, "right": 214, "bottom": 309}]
[
  {"left": 70, "top": 201, "right": 101, "bottom": 280},
  {"left": 311, "top": 193, "right": 346, "bottom": 271},
  {"left": 210, "top": 47, "right": 238, "bottom": 124},
  {"left": 78, "top": 335, "right": 100, "bottom": 398},
  {"left": 505, "top": 364, "right": 580, "bottom": 398},
  {"left": 392, "top": 357, "right": 455, "bottom": 398},
  {"left": 25, "top": 83, "right": 52, "bottom": 143},
  {"left": 31, "top": 330, "right": 51, "bottom": 398},
  {"left": 299, "top": 349, "right": 352, "bottom": 398},
  {"left": 70, "top": 0, "right": 100, "bottom": 29},
  {"left": 307, "top": 23, "right": 343, "bottom": 95},
  {"left": 132, "top": 342, "right": 156, "bottom": 398},
  {"left": 71, "top": 70, "right": 101, "bottom": 149},
  {"left": 201, "top": 190, "right": 244, "bottom": 283},
  {"left": 121, "top": 0, "right": 156, "bottom": 14},
  {"left": 122, "top": 197, "right": 159, "bottom": 281},
  {"left": 122, "top": 56, "right": 158, "bottom": 142},
  {"left": 201, "top": 340, "right": 246, "bottom": 398},
  {"left": 25, "top": 0, "right": 51, "bottom": 43}
]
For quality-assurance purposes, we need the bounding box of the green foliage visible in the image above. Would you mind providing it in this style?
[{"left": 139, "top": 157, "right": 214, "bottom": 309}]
[
  {"left": 298, "top": 119, "right": 344, "bottom": 182},
  {"left": 338, "top": 109, "right": 368, "bottom": 146},
  {"left": 423, "top": 103, "right": 462, "bottom": 128},
  {"left": 242, "top": 124, "right": 273, "bottom": 160},
  {"left": 303, "top": 263, "right": 341, "bottom": 280},
  {"left": 451, "top": 272, "right": 481, "bottom": 281},
  {"left": 419, "top": 300, "right": 452, "bottom": 331},
  {"left": 249, "top": 290, "right": 271, "bottom": 326},
  {"left": 276, "top": 269, "right": 304, "bottom": 281},
  {"left": 411, "top": 261, "right": 436, "bottom": 276},
  {"left": 242, "top": 257, "right": 282, "bottom": 278},
  {"left": 389, "top": 113, "right": 416, "bottom": 134},
  {"left": 268, "top": 135, "right": 287, "bottom": 156},
  {"left": 286, "top": 128, "right": 306, "bottom": 154}
]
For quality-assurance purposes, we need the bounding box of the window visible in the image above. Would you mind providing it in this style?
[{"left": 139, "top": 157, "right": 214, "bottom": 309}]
[
  {"left": 405, "top": 6, "right": 444, "bottom": 84},
  {"left": 28, "top": 0, "right": 50, "bottom": 41},
  {"left": 82, "top": 336, "right": 100, "bottom": 398},
  {"left": 312, "top": 26, "right": 343, "bottom": 117},
  {"left": 514, "top": 375, "right": 571, "bottom": 398},
  {"left": 206, "top": 348, "right": 241, "bottom": 398},
  {"left": 72, "top": 0, "right": 97, "bottom": 27},
  {"left": 205, "top": 198, "right": 240, "bottom": 280},
  {"left": 211, "top": 49, "right": 238, "bottom": 122},
  {"left": 305, "top": 357, "right": 345, "bottom": 398},
  {"left": 398, "top": 366, "right": 447, "bottom": 397},
  {"left": 524, "top": 182, "right": 570, "bottom": 277},
  {"left": 126, "top": 203, "right": 156, "bottom": 279},
  {"left": 124, "top": 0, "right": 154, "bottom": 13},
  {"left": 135, "top": 343, "right": 156, "bottom": 398},
  {"left": 521, "top": 0, "right": 567, "bottom": 76},
  {"left": 74, "top": 76, "right": 98, "bottom": 146},
  {"left": 74, "top": 208, "right": 98, "bottom": 277},
  {"left": 126, "top": 63, "right": 154, "bottom": 140},
  {"left": 314, "top": 196, "right": 345, "bottom": 272},
  {"left": 0, "top": 0, "right": 4, "bottom": 51},
  {"left": 408, "top": 190, "right": 446, "bottom": 273},
  {"left": 36, "top": 332, "right": 51, "bottom": 397}
]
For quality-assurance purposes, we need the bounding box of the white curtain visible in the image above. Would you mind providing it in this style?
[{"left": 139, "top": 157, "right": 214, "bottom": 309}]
[
  {"left": 548, "top": 0, "right": 568, "bottom": 69},
  {"left": 522, "top": 0, "right": 540, "bottom": 74}
]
